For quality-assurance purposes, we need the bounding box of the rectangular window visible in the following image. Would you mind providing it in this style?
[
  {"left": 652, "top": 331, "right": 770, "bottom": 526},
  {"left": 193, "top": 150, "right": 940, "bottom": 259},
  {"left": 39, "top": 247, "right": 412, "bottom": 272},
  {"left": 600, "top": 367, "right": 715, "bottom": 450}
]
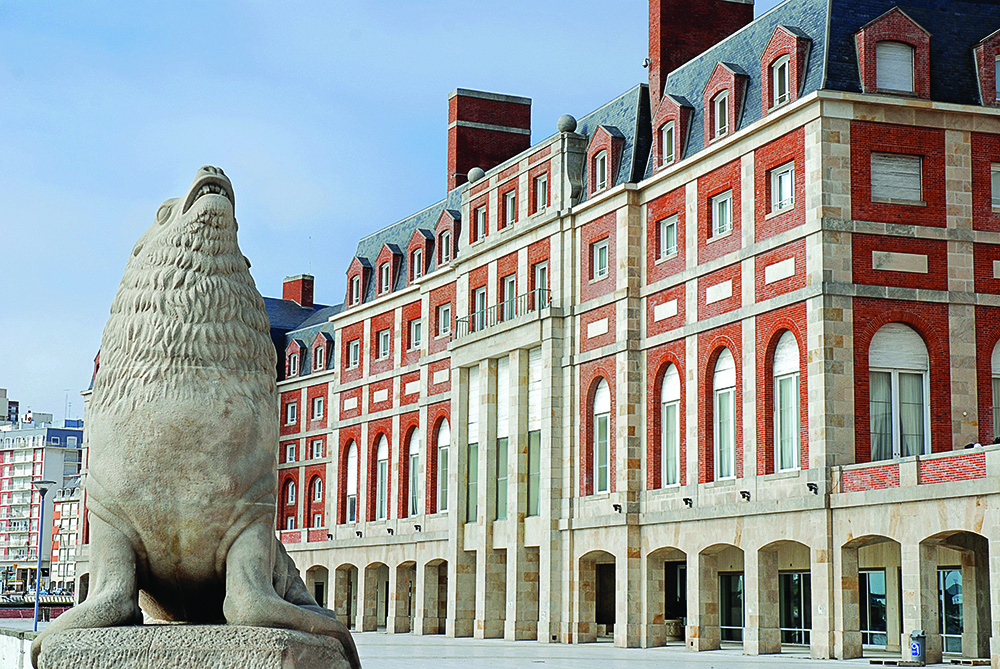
[
  {"left": 376, "top": 459, "right": 388, "bottom": 520},
  {"left": 714, "top": 91, "right": 729, "bottom": 138},
  {"left": 661, "top": 122, "right": 675, "bottom": 166},
  {"left": 503, "top": 190, "right": 516, "bottom": 227},
  {"left": 501, "top": 274, "right": 516, "bottom": 321},
  {"left": 773, "top": 56, "right": 790, "bottom": 107},
  {"left": 409, "top": 453, "right": 419, "bottom": 516},
  {"left": 377, "top": 329, "right": 390, "bottom": 360},
  {"left": 876, "top": 41, "right": 914, "bottom": 93},
  {"left": 313, "top": 513, "right": 323, "bottom": 528},
  {"left": 771, "top": 163, "right": 794, "bottom": 212},
  {"left": 288, "top": 353, "right": 298, "bottom": 376},
  {"left": 775, "top": 373, "right": 800, "bottom": 471},
  {"left": 534, "top": 261, "right": 549, "bottom": 309},
  {"left": 871, "top": 153, "right": 922, "bottom": 202},
  {"left": 711, "top": 190, "right": 733, "bottom": 237},
  {"left": 311, "top": 440, "right": 323, "bottom": 459},
  {"left": 495, "top": 437, "right": 508, "bottom": 520},
  {"left": 440, "top": 230, "right": 451, "bottom": 263},
  {"left": 527, "top": 430, "right": 541, "bottom": 517},
  {"left": 474, "top": 287, "right": 487, "bottom": 331},
  {"left": 412, "top": 248, "right": 423, "bottom": 279},
  {"left": 992, "top": 164, "right": 1000, "bottom": 208},
  {"left": 438, "top": 445, "right": 449, "bottom": 512},
  {"left": 595, "top": 413, "right": 609, "bottom": 493},
  {"left": 347, "top": 494, "right": 357, "bottom": 523},
  {"left": 351, "top": 276, "right": 360, "bottom": 305},
  {"left": 438, "top": 303, "right": 451, "bottom": 336},
  {"left": 659, "top": 215, "right": 678, "bottom": 259},
  {"left": 466, "top": 442, "right": 478, "bottom": 522},
  {"left": 285, "top": 402, "right": 297, "bottom": 426},
  {"left": 473, "top": 206, "right": 486, "bottom": 242},
  {"left": 860, "top": 570, "right": 888, "bottom": 647},
  {"left": 938, "top": 567, "right": 963, "bottom": 654},
  {"left": 311, "top": 397, "right": 324, "bottom": 420},
  {"left": 285, "top": 443, "right": 296, "bottom": 462},
  {"left": 595, "top": 151, "right": 608, "bottom": 191},
  {"left": 993, "top": 376, "right": 1000, "bottom": 438},
  {"left": 313, "top": 346, "right": 325, "bottom": 371},
  {"left": 348, "top": 340, "right": 360, "bottom": 368},
  {"left": 286, "top": 516, "right": 296, "bottom": 530},
  {"left": 714, "top": 388, "right": 735, "bottom": 479},
  {"left": 534, "top": 174, "right": 548, "bottom": 213},
  {"left": 380, "top": 262, "right": 391, "bottom": 294},
  {"left": 593, "top": 239, "right": 609, "bottom": 280},
  {"left": 996, "top": 56, "right": 1000, "bottom": 96},
  {"left": 409, "top": 319, "right": 422, "bottom": 350}
]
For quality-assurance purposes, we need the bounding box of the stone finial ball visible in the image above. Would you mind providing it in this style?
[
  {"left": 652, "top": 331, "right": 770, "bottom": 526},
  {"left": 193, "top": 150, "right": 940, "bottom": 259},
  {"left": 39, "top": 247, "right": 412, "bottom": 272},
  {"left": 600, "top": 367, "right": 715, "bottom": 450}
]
[
  {"left": 557, "top": 114, "right": 577, "bottom": 133},
  {"left": 467, "top": 167, "right": 486, "bottom": 183}
]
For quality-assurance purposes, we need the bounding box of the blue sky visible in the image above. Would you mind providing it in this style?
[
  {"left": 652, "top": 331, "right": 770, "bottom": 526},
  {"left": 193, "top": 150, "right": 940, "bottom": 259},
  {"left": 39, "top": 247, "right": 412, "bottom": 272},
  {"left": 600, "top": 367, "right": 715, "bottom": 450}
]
[{"left": 0, "top": 0, "right": 783, "bottom": 422}]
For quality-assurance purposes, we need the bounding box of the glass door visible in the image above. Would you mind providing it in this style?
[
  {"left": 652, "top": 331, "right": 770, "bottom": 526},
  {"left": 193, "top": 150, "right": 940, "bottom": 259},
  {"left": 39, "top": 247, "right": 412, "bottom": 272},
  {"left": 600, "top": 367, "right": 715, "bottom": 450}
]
[
  {"left": 719, "top": 572, "right": 744, "bottom": 642},
  {"left": 938, "top": 567, "right": 962, "bottom": 654},
  {"left": 860, "top": 569, "right": 888, "bottom": 647},
  {"left": 779, "top": 571, "right": 811, "bottom": 645}
]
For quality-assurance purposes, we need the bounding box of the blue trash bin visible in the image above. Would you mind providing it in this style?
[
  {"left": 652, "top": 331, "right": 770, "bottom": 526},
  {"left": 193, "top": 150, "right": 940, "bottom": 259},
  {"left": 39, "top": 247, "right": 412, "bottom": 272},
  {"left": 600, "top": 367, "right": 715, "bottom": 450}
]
[{"left": 909, "top": 630, "right": 925, "bottom": 665}]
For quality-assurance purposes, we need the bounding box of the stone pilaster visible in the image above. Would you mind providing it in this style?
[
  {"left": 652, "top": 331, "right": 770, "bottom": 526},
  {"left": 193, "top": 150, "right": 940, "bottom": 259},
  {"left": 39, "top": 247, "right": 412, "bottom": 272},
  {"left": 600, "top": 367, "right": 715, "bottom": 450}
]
[
  {"left": 686, "top": 551, "right": 720, "bottom": 651},
  {"left": 744, "top": 546, "right": 780, "bottom": 655},
  {"left": 900, "top": 542, "right": 942, "bottom": 664}
]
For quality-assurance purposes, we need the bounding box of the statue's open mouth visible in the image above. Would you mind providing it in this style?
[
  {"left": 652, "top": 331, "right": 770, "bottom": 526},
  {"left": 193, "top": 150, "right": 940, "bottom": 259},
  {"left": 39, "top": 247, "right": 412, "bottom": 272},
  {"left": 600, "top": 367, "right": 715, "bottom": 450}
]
[{"left": 182, "top": 175, "right": 235, "bottom": 214}]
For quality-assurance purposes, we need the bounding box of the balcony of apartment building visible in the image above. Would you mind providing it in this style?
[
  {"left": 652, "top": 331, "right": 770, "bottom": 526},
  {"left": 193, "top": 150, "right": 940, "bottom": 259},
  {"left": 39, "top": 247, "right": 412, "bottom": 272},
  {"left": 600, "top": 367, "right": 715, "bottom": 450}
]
[{"left": 450, "top": 288, "right": 557, "bottom": 364}]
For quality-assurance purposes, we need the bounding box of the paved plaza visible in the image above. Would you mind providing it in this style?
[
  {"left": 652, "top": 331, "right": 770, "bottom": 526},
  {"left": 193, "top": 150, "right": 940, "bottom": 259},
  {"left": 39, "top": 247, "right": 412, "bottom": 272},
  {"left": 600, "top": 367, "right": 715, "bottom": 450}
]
[{"left": 352, "top": 632, "right": 916, "bottom": 668}]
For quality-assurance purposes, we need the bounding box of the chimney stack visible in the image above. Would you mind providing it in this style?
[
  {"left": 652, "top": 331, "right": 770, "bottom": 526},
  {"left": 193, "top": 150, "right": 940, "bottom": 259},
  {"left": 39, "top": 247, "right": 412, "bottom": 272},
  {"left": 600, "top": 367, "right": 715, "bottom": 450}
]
[
  {"left": 649, "top": 0, "right": 754, "bottom": 112},
  {"left": 283, "top": 274, "right": 315, "bottom": 308},
  {"left": 447, "top": 89, "right": 531, "bottom": 191}
]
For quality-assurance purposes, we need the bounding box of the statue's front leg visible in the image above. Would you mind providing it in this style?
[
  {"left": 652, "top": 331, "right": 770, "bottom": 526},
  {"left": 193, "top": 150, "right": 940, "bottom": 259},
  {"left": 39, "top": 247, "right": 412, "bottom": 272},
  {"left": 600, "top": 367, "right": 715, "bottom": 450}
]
[{"left": 31, "top": 515, "right": 142, "bottom": 668}]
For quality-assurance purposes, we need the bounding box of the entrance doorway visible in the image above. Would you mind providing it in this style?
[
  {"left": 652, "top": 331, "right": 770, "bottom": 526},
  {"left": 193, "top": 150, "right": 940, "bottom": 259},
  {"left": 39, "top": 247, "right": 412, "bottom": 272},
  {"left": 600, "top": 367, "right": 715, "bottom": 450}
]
[
  {"left": 779, "top": 571, "right": 811, "bottom": 645},
  {"left": 665, "top": 561, "right": 686, "bottom": 621},
  {"left": 938, "top": 567, "right": 962, "bottom": 654},
  {"left": 719, "top": 572, "right": 744, "bottom": 642},
  {"left": 595, "top": 563, "right": 616, "bottom": 637},
  {"left": 860, "top": 569, "right": 888, "bottom": 647}
]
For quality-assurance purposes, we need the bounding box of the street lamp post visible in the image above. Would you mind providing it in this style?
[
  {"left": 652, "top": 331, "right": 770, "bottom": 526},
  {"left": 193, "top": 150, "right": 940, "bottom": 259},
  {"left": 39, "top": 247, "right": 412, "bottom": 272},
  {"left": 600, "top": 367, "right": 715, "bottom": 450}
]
[{"left": 31, "top": 480, "right": 56, "bottom": 633}]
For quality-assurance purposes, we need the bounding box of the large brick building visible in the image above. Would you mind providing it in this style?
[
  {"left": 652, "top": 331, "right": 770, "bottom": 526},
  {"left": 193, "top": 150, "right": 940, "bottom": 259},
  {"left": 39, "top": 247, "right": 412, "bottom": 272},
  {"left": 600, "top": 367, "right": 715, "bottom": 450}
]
[{"left": 75, "top": 0, "right": 1000, "bottom": 663}]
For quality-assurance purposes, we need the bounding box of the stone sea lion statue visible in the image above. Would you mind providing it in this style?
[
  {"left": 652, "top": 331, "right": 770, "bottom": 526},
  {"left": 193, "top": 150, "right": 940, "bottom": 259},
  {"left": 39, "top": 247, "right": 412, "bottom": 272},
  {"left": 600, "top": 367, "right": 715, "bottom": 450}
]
[{"left": 31, "top": 166, "right": 361, "bottom": 669}]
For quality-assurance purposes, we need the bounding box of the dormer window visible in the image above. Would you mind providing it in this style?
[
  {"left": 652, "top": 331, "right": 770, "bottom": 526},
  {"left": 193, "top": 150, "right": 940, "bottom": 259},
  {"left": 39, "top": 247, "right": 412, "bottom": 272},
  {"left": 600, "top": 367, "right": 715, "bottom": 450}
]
[
  {"left": 713, "top": 92, "right": 729, "bottom": 138},
  {"left": 876, "top": 41, "right": 914, "bottom": 93},
  {"left": 350, "top": 275, "right": 361, "bottom": 305},
  {"left": 288, "top": 353, "right": 299, "bottom": 377},
  {"left": 995, "top": 55, "right": 1000, "bottom": 96},
  {"left": 440, "top": 230, "right": 451, "bottom": 263},
  {"left": 313, "top": 346, "right": 325, "bottom": 371},
  {"left": 660, "top": 122, "right": 675, "bottom": 166},
  {"left": 412, "top": 248, "right": 423, "bottom": 280},
  {"left": 379, "top": 262, "right": 391, "bottom": 294},
  {"left": 594, "top": 151, "right": 608, "bottom": 192},
  {"left": 772, "top": 55, "right": 791, "bottom": 107}
]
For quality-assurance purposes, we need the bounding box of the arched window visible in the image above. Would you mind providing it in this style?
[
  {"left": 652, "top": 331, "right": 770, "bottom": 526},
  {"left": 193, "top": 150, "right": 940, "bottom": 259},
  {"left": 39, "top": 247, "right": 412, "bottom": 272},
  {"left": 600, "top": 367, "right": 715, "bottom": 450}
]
[
  {"left": 286, "top": 480, "right": 296, "bottom": 505},
  {"left": 346, "top": 442, "right": 358, "bottom": 523},
  {"left": 288, "top": 353, "right": 299, "bottom": 377},
  {"left": 992, "top": 341, "right": 1000, "bottom": 440},
  {"left": 375, "top": 436, "right": 389, "bottom": 521},
  {"left": 661, "top": 364, "right": 681, "bottom": 486},
  {"left": 713, "top": 348, "right": 736, "bottom": 480},
  {"left": 771, "top": 55, "right": 791, "bottom": 107},
  {"left": 312, "top": 477, "right": 323, "bottom": 502},
  {"left": 313, "top": 346, "right": 325, "bottom": 371},
  {"left": 408, "top": 428, "right": 421, "bottom": 517},
  {"left": 594, "top": 150, "right": 608, "bottom": 192},
  {"left": 593, "top": 379, "right": 611, "bottom": 494},
  {"left": 773, "top": 331, "right": 800, "bottom": 471},
  {"left": 437, "top": 420, "right": 450, "bottom": 512},
  {"left": 876, "top": 41, "right": 914, "bottom": 93},
  {"left": 869, "top": 323, "right": 929, "bottom": 460}
]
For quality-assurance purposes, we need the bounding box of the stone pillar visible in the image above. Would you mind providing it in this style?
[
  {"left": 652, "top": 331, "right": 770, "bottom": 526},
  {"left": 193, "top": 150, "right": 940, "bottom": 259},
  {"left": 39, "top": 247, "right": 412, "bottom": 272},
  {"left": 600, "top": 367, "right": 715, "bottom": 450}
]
[
  {"left": 615, "top": 527, "right": 642, "bottom": 649},
  {"left": 448, "top": 552, "right": 476, "bottom": 637},
  {"left": 333, "top": 567, "right": 353, "bottom": 630},
  {"left": 643, "top": 553, "right": 666, "bottom": 648},
  {"left": 900, "top": 542, "right": 941, "bottom": 664},
  {"left": 687, "top": 551, "right": 720, "bottom": 651},
  {"left": 413, "top": 560, "right": 430, "bottom": 635},
  {"left": 835, "top": 544, "right": 862, "bottom": 659},
  {"left": 810, "top": 545, "right": 834, "bottom": 659},
  {"left": 446, "top": 366, "right": 475, "bottom": 638},
  {"left": 360, "top": 565, "right": 379, "bottom": 632},
  {"left": 885, "top": 549, "right": 902, "bottom": 653},
  {"left": 988, "top": 538, "right": 1000, "bottom": 666},
  {"left": 388, "top": 563, "right": 413, "bottom": 633},
  {"left": 744, "top": 547, "right": 780, "bottom": 655},
  {"left": 960, "top": 545, "right": 991, "bottom": 659}
]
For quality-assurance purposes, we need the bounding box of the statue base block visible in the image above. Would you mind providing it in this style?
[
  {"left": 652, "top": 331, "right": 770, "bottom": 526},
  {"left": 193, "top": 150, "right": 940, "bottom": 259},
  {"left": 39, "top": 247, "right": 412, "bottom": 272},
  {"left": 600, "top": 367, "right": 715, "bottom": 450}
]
[{"left": 38, "top": 624, "right": 352, "bottom": 669}]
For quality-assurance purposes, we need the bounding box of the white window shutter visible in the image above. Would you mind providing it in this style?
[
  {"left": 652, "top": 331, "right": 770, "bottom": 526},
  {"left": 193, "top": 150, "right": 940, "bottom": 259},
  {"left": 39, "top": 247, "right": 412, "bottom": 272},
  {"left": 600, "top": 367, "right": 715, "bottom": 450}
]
[
  {"left": 713, "top": 348, "right": 736, "bottom": 390},
  {"left": 594, "top": 379, "right": 611, "bottom": 414},
  {"left": 660, "top": 364, "right": 681, "bottom": 403},
  {"left": 876, "top": 41, "right": 914, "bottom": 92},
  {"left": 992, "top": 340, "right": 1000, "bottom": 376},
  {"left": 773, "top": 331, "right": 800, "bottom": 377},
  {"left": 871, "top": 153, "right": 921, "bottom": 202},
  {"left": 869, "top": 323, "right": 928, "bottom": 371}
]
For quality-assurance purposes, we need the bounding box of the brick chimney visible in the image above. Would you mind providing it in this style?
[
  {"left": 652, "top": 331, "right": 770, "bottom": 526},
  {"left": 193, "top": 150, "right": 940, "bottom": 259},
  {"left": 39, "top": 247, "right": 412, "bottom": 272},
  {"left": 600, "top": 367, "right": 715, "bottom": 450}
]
[
  {"left": 447, "top": 89, "right": 531, "bottom": 191},
  {"left": 283, "top": 274, "right": 314, "bottom": 308},
  {"left": 649, "top": 0, "right": 754, "bottom": 112}
]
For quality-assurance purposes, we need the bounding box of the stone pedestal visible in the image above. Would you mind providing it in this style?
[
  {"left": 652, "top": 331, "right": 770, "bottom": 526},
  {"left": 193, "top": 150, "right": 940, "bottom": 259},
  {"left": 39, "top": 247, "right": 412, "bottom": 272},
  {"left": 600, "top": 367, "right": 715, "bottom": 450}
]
[{"left": 38, "top": 625, "right": 351, "bottom": 669}]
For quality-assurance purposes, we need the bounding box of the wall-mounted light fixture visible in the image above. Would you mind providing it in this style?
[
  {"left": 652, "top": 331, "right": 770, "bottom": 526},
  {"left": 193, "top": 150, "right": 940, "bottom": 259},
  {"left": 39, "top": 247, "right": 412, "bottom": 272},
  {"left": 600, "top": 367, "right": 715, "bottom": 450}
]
[
  {"left": 806, "top": 482, "right": 818, "bottom": 495},
  {"left": 612, "top": 503, "right": 622, "bottom": 513},
  {"left": 682, "top": 497, "right": 693, "bottom": 508},
  {"left": 387, "top": 528, "right": 394, "bottom": 535},
  {"left": 326, "top": 533, "right": 333, "bottom": 540},
  {"left": 355, "top": 530, "right": 363, "bottom": 538},
  {"left": 740, "top": 490, "right": 751, "bottom": 502},
  {"left": 414, "top": 524, "right": 422, "bottom": 532}
]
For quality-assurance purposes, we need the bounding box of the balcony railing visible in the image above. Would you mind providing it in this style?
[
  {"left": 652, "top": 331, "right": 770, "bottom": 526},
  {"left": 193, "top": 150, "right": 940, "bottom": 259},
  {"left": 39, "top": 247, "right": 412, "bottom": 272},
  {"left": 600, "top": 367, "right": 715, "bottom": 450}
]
[{"left": 454, "top": 289, "right": 551, "bottom": 340}]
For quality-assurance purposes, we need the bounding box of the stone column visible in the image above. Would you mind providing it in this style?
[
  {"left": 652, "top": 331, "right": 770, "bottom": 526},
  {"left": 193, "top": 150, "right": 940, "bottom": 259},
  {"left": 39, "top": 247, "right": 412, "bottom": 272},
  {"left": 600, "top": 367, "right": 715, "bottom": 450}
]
[
  {"left": 388, "top": 563, "right": 413, "bottom": 633},
  {"left": 988, "top": 537, "right": 1000, "bottom": 666},
  {"left": 446, "top": 366, "right": 475, "bottom": 638},
  {"left": 687, "top": 551, "right": 720, "bottom": 651},
  {"left": 960, "top": 545, "right": 991, "bottom": 659},
  {"left": 475, "top": 359, "right": 505, "bottom": 639},
  {"left": 333, "top": 567, "right": 353, "bottom": 629},
  {"left": 615, "top": 526, "right": 642, "bottom": 649},
  {"left": 835, "top": 544, "right": 862, "bottom": 659},
  {"left": 810, "top": 544, "right": 834, "bottom": 659},
  {"left": 360, "top": 564, "right": 379, "bottom": 632},
  {"left": 575, "top": 556, "right": 596, "bottom": 644},
  {"left": 643, "top": 552, "right": 666, "bottom": 648},
  {"left": 900, "top": 542, "right": 941, "bottom": 664},
  {"left": 413, "top": 559, "right": 430, "bottom": 635},
  {"left": 885, "top": 549, "right": 902, "bottom": 653},
  {"left": 744, "top": 546, "right": 780, "bottom": 655}
]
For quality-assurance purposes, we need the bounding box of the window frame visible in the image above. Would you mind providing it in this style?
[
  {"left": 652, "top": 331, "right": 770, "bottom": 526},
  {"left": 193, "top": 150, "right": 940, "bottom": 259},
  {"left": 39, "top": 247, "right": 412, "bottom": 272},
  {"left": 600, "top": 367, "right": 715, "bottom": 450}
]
[
  {"left": 311, "top": 396, "right": 324, "bottom": 420},
  {"left": 379, "top": 262, "right": 391, "bottom": 294},
  {"left": 658, "top": 215, "right": 679, "bottom": 259},
  {"left": 313, "top": 345, "right": 325, "bottom": 371},
  {"left": 473, "top": 205, "right": 486, "bottom": 243},
  {"left": 661, "top": 364, "right": 681, "bottom": 487},
  {"left": 875, "top": 40, "right": 915, "bottom": 94},
  {"left": 774, "top": 368, "right": 801, "bottom": 473},
  {"left": 501, "top": 274, "right": 516, "bottom": 321},
  {"left": 313, "top": 477, "right": 323, "bottom": 502},
  {"left": 592, "top": 239, "right": 610, "bottom": 280},
  {"left": 438, "top": 303, "right": 451, "bottom": 337},
  {"left": 285, "top": 443, "right": 296, "bottom": 462},
  {"left": 440, "top": 230, "right": 452, "bottom": 263},
  {"left": 348, "top": 339, "right": 360, "bottom": 369},
  {"left": 503, "top": 189, "right": 516, "bottom": 227},
  {"left": 533, "top": 174, "right": 548, "bottom": 214},
  {"left": 772, "top": 54, "right": 791, "bottom": 108},
  {"left": 594, "top": 150, "right": 608, "bottom": 192},
  {"left": 412, "top": 248, "right": 423, "bottom": 280},
  {"left": 713, "top": 349, "right": 737, "bottom": 481},
  {"left": 346, "top": 442, "right": 358, "bottom": 523},
  {"left": 311, "top": 439, "right": 323, "bottom": 459},
  {"left": 870, "top": 152, "right": 923, "bottom": 204},
  {"left": 711, "top": 190, "right": 734, "bottom": 238},
  {"left": 285, "top": 402, "right": 297, "bottom": 426},
  {"left": 350, "top": 275, "right": 361, "bottom": 305},
  {"left": 713, "top": 91, "right": 729, "bottom": 138},
  {"left": 770, "top": 162, "right": 795, "bottom": 213},
  {"left": 437, "top": 421, "right": 450, "bottom": 513},
  {"left": 660, "top": 121, "right": 675, "bottom": 166},
  {"left": 287, "top": 480, "right": 296, "bottom": 505},
  {"left": 409, "top": 318, "right": 422, "bottom": 350},
  {"left": 288, "top": 353, "right": 298, "bottom": 377},
  {"left": 868, "top": 324, "right": 931, "bottom": 461},
  {"left": 991, "top": 163, "right": 1000, "bottom": 209},
  {"left": 593, "top": 379, "right": 611, "bottom": 495},
  {"left": 377, "top": 328, "right": 391, "bottom": 360}
]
